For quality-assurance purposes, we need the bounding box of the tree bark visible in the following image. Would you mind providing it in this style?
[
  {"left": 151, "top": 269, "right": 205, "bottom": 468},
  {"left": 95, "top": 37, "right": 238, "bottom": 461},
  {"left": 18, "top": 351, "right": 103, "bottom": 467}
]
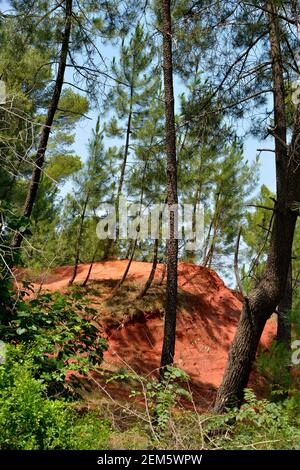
[
  {"left": 159, "top": 254, "right": 167, "bottom": 285},
  {"left": 69, "top": 193, "right": 89, "bottom": 286},
  {"left": 136, "top": 238, "right": 159, "bottom": 299},
  {"left": 81, "top": 240, "right": 101, "bottom": 287},
  {"left": 115, "top": 82, "right": 134, "bottom": 240},
  {"left": 159, "top": 0, "right": 178, "bottom": 379},
  {"left": 11, "top": 0, "right": 73, "bottom": 249},
  {"left": 113, "top": 238, "right": 137, "bottom": 291},
  {"left": 214, "top": 1, "right": 300, "bottom": 413},
  {"left": 203, "top": 192, "right": 220, "bottom": 268}
]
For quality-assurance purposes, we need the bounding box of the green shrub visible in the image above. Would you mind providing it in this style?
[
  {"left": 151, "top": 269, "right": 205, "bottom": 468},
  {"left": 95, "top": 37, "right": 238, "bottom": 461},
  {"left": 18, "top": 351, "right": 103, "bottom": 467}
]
[
  {"left": 0, "top": 346, "right": 74, "bottom": 449},
  {"left": 0, "top": 288, "right": 107, "bottom": 396},
  {"left": 0, "top": 345, "right": 113, "bottom": 450},
  {"left": 214, "top": 389, "right": 300, "bottom": 449}
]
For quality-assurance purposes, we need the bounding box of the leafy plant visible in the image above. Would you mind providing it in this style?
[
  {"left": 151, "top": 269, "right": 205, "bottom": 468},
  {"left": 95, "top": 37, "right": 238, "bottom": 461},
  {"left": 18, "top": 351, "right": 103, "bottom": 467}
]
[
  {"left": 0, "top": 345, "right": 113, "bottom": 450},
  {"left": 0, "top": 288, "right": 107, "bottom": 395},
  {"left": 108, "top": 365, "right": 192, "bottom": 436}
]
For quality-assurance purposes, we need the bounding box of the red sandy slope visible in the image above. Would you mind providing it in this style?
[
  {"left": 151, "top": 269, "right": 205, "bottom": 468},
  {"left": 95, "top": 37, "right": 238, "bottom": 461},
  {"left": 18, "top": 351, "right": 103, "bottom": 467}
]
[{"left": 31, "top": 260, "right": 276, "bottom": 408}]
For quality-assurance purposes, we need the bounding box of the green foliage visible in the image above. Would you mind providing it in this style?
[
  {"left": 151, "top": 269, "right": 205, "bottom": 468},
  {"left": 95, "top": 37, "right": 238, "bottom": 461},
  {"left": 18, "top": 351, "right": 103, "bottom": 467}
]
[
  {"left": 108, "top": 365, "right": 191, "bottom": 436},
  {"left": 207, "top": 389, "right": 300, "bottom": 450},
  {"left": 257, "top": 341, "right": 292, "bottom": 392},
  {"left": 0, "top": 289, "right": 107, "bottom": 395},
  {"left": 0, "top": 345, "right": 112, "bottom": 450},
  {"left": 0, "top": 346, "right": 74, "bottom": 450},
  {"left": 152, "top": 367, "right": 192, "bottom": 433}
]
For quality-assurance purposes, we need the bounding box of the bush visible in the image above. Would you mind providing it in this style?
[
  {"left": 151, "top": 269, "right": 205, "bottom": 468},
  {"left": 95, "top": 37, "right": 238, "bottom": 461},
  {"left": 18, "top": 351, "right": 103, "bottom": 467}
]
[
  {"left": 0, "top": 288, "right": 107, "bottom": 396},
  {"left": 160, "top": 388, "right": 300, "bottom": 450},
  {"left": 209, "top": 389, "right": 300, "bottom": 450},
  {"left": 0, "top": 345, "right": 112, "bottom": 450},
  {"left": 0, "top": 346, "right": 74, "bottom": 449}
]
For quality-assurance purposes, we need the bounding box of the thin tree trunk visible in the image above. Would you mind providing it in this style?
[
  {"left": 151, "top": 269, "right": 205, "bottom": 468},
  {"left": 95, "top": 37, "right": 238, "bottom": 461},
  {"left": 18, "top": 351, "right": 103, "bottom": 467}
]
[
  {"left": 11, "top": 0, "right": 73, "bottom": 250},
  {"left": 137, "top": 238, "right": 159, "bottom": 299},
  {"left": 113, "top": 238, "right": 138, "bottom": 291},
  {"left": 159, "top": 261, "right": 167, "bottom": 285},
  {"left": 115, "top": 83, "right": 134, "bottom": 239},
  {"left": 113, "top": 134, "right": 152, "bottom": 290},
  {"left": 159, "top": 243, "right": 168, "bottom": 285},
  {"left": 234, "top": 226, "right": 244, "bottom": 295},
  {"left": 203, "top": 192, "right": 220, "bottom": 268},
  {"left": 69, "top": 194, "right": 89, "bottom": 286},
  {"left": 202, "top": 217, "right": 214, "bottom": 265},
  {"left": 81, "top": 239, "right": 101, "bottom": 287},
  {"left": 214, "top": 1, "right": 299, "bottom": 413},
  {"left": 160, "top": 0, "right": 178, "bottom": 380},
  {"left": 117, "top": 86, "right": 133, "bottom": 203},
  {"left": 124, "top": 242, "right": 132, "bottom": 259}
]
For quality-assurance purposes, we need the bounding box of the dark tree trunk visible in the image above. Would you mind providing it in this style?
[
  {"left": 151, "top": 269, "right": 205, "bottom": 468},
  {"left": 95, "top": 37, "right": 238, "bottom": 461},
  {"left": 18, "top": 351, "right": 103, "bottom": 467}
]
[
  {"left": 115, "top": 83, "right": 134, "bottom": 239},
  {"left": 214, "top": 1, "right": 300, "bottom": 413},
  {"left": 113, "top": 238, "right": 137, "bottom": 291},
  {"left": 113, "top": 144, "right": 150, "bottom": 291},
  {"left": 203, "top": 192, "right": 220, "bottom": 268},
  {"left": 81, "top": 240, "right": 101, "bottom": 287},
  {"left": 137, "top": 238, "right": 159, "bottom": 299},
  {"left": 159, "top": 253, "right": 167, "bottom": 285},
  {"left": 159, "top": 0, "right": 178, "bottom": 380},
  {"left": 11, "top": 0, "right": 73, "bottom": 250},
  {"left": 69, "top": 194, "right": 89, "bottom": 286},
  {"left": 276, "top": 264, "right": 292, "bottom": 348},
  {"left": 117, "top": 85, "right": 133, "bottom": 203}
]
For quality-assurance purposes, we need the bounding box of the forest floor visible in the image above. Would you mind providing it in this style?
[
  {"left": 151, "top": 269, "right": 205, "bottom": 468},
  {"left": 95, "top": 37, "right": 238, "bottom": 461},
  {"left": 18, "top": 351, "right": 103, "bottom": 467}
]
[{"left": 17, "top": 260, "right": 276, "bottom": 411}]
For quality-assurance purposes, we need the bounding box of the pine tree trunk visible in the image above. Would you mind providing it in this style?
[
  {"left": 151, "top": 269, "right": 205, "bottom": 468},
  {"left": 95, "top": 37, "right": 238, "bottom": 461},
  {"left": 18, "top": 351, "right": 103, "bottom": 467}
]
[
  {"left": 81, "top": 240, "right": 101, "bottom": 287},
  {"left": 137, "top": 238, "right": 159, "bottom": 299},
  {"left": 159, "top": 260, "right": 167, "bottom": 285},
  {"left": 69, "top": 195, "right": 89, "bottom": 286},
  {"left": 203, "top": 192, "right": 220, "bottom": 268},
  {"left": 214, "top": 1, "right": 300, "bottom": 412},
  {"left": 115, "top": 83, "right": 134, "bottom": 239},
  {"left": 113, "top": 238, "right": 137, "bottom": 291},
  {"left": 159, "top": 0, "right": 178, "bottom": 379},
  {"left": 11, "top": 0, "right": 73, "bottom": 250}
]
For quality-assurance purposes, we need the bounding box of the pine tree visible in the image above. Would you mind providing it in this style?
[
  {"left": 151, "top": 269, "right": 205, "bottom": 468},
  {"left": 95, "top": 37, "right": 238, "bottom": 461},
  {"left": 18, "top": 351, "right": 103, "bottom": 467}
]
[
  {"left": 159, "top": 0, "right": 178, "bottom": 379},
  {"left": 68, "top": 117, "right": 111, "bottom": 285},
  {"left": 104, "top": 24, "right": 157, "bottom": 241}
]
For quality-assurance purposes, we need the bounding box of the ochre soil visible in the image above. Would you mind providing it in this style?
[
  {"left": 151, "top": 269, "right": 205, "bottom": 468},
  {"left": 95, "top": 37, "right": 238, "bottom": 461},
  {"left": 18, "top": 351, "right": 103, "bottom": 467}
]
[{"left": 18, "top": 260, "right": 277, "bottom": 410}]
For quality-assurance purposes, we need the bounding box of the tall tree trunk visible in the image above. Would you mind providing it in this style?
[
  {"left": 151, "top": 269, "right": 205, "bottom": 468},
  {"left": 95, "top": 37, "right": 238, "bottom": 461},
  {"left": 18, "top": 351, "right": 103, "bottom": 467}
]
[
  {"left": 113, "top": 238, "right": 138, "bottom": 291},
  {"left": 115, "top": 83, "right": 134, "bottom": 239},
  {"left": 276, "top": 263, "right": 292, "bottom": 348},
  {"left": 159, "top": 245, "right": 167, "bottom": 285},
  {"left": 137, "top": 238, "right": 159, "bottom": 299},
  {"left": 203, "top": 192, "right": 220, "bottom": 268},
  {"left": 117, "top": 85, "right": 133, "bottom": 204},
  {"left": 234, "top": 226, "right": 244, "bottom": 295},
  {"left": 214, "top": 1, "right": 300, "bottom": 413},
  {"left": 69, "top": 194, "right": 89, "bottom": 286},
  {"left": 81, "top": 240, "right": 101, "bottom": 287},
  {"left": 11, "top": 0, "right": 73, "bottom": 250},
  {"left": 159, "top": 0, "right": 178, "bottom": 379},
  {"left": 113, "top": 139, "right": 151, "bottom": 291}
]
